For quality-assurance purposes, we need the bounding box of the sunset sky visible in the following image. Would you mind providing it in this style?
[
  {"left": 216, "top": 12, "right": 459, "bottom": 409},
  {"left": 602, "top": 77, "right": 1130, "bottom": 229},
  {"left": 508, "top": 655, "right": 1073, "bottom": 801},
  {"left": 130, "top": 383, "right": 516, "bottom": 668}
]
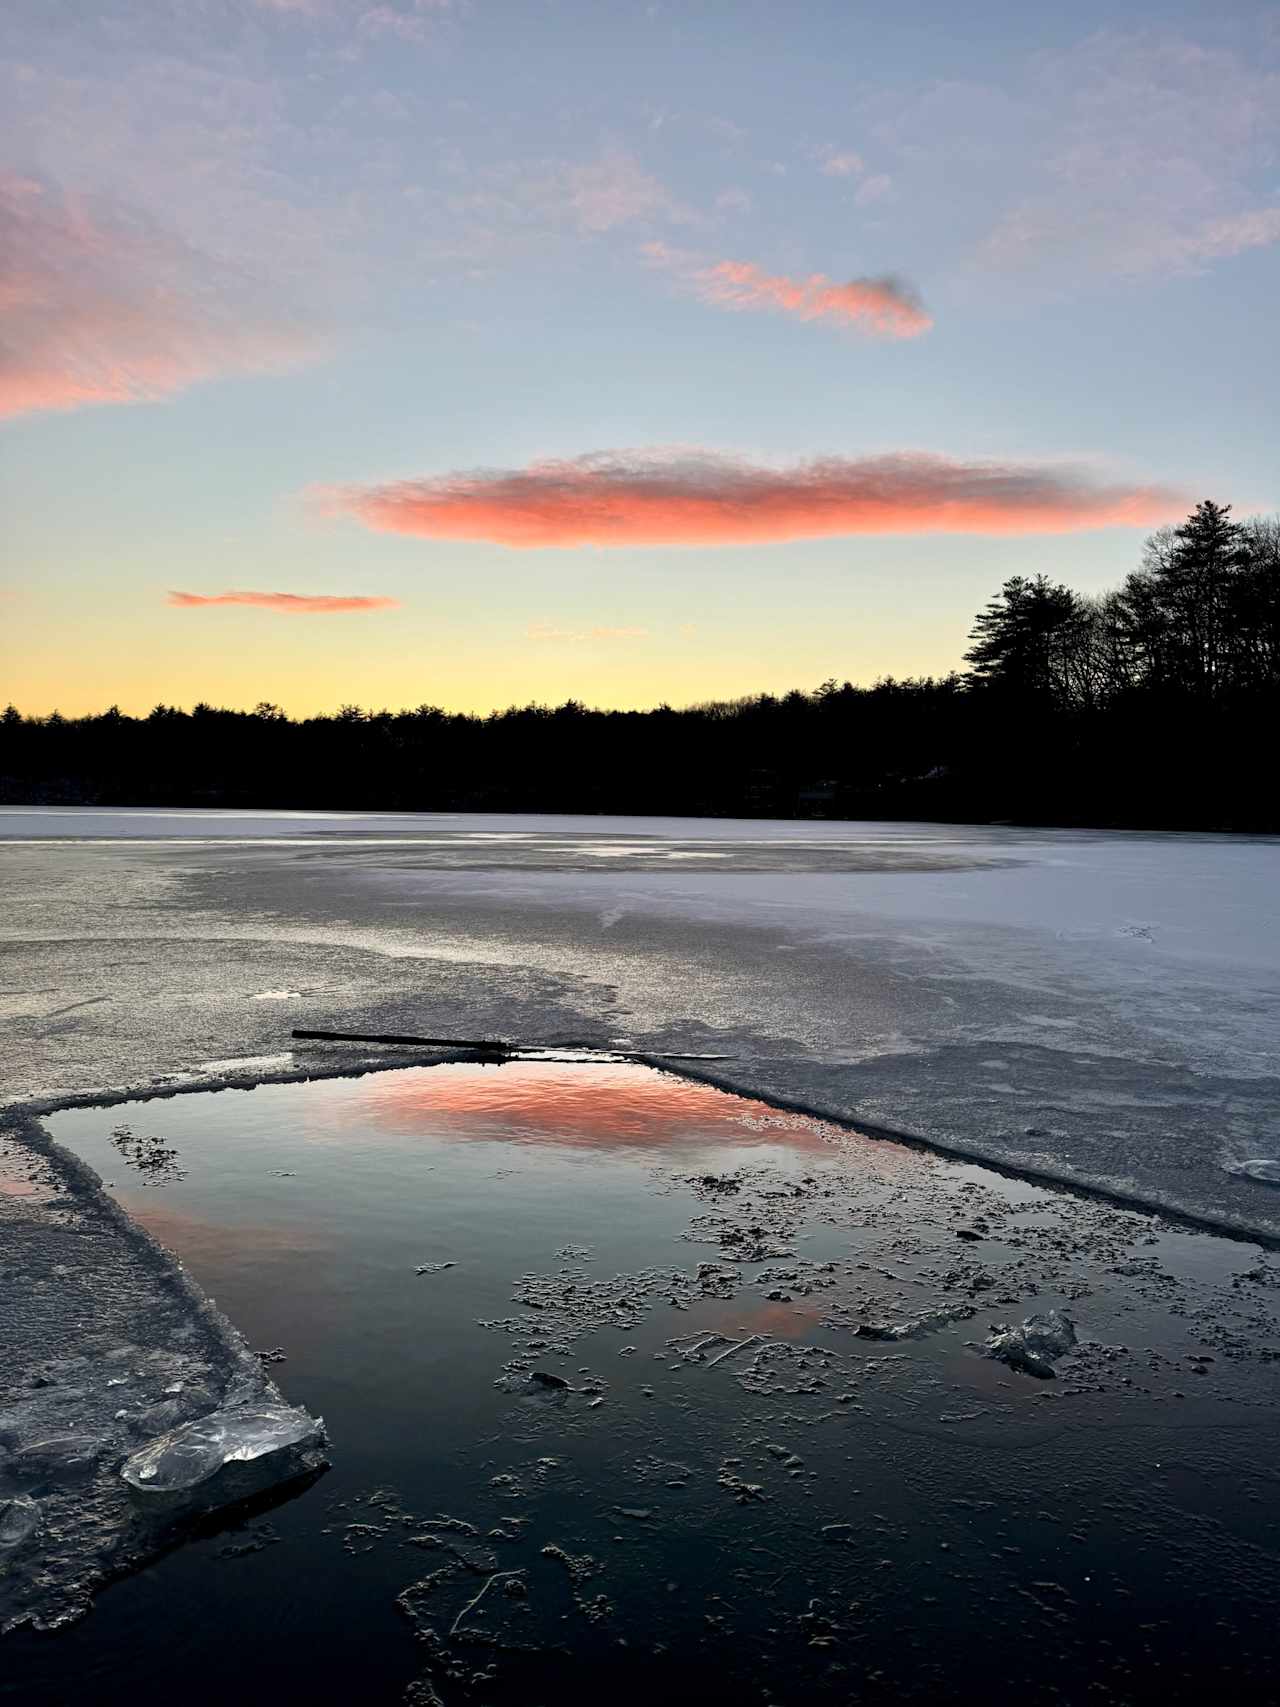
[{"left": 3, "top": 1, "right": 1278, "bottom": 716}]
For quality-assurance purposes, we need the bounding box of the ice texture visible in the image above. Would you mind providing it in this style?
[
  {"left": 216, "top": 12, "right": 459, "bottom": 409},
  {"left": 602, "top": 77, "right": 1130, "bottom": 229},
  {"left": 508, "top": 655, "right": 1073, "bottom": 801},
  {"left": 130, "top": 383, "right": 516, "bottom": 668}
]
[
  {"left": 983, "top": 1311, "right": 1078, "bottom": 1378},
  {"left": 3, "top": 812, "right": 1279, "bottom": 1230},
  {"left": 0, "top": 1103, "right": 328, "bottom": 1633},
  {"left": 0, "top": 1496, "right": 42, "bottom": 1552},
  {"left": 1227, "top": 1160, "right": 1280, "bottom": 1185},
  {"left": 121, "top": 1405, "right": 325, "bottom": 1494}
]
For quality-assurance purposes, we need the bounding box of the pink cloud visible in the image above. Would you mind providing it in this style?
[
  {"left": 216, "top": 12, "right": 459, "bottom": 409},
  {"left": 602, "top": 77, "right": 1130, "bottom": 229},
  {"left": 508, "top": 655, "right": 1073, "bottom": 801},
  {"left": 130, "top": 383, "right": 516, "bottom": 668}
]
[
  {"left": 169, "top": 590, "right": 398, "bottom": 613},
  {"left": 323, "top": 448, "right": 1186, "bottom": 549},
  {"left": 0, "top": 175, "right": 314, "bottom": 421},
  {"left": 693, "top": 259, "right": 931, "bottom": 337}
]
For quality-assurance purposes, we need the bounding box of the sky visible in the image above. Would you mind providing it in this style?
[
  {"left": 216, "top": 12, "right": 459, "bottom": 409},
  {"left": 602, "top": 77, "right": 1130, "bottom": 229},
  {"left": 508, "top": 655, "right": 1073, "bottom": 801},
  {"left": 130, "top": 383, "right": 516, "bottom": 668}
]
[{"left": 2, "top": 0, "right": 1278, "bottom": 717}]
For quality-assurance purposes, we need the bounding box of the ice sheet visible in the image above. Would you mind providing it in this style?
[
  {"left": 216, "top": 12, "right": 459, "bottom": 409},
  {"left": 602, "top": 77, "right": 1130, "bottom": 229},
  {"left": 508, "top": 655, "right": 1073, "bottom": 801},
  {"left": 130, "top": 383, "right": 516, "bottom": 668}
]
[{"left": 2, "top": 812, "right": 1278, "bottom": 1238}]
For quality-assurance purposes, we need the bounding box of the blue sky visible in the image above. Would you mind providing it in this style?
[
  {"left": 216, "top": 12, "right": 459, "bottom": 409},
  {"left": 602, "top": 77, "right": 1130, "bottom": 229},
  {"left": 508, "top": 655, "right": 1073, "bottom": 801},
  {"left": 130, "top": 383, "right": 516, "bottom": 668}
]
[{"left": 3, "top": 0, "right": 1277, "bottom": 714}]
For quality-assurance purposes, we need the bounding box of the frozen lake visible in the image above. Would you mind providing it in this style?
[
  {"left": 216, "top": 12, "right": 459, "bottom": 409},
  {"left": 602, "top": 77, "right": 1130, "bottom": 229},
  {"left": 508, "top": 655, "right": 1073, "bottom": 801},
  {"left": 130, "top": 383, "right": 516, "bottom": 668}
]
[
  {"left": 3, "top": 812, "right": 1280, "bottom": 1697},
  {"left": 2, "top": 808, "right": 1279, "bottom": 1237}
]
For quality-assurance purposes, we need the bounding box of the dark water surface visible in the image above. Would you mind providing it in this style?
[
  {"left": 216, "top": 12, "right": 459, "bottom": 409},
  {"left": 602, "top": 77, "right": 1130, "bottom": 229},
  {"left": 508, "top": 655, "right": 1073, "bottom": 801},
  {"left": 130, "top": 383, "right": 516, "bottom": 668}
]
[{"left": 11, "top": 1063, "right": 1280, "bottom": 1705}]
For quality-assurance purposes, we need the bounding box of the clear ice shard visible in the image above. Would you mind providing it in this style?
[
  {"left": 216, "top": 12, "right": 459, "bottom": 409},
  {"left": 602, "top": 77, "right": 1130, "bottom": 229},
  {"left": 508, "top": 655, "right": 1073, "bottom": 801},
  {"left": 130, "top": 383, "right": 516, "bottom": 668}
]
[
  {"left": 982, "top": 1310, "right": 1077, "bottom": 1378},
  {"left": 121, "top": 1404, "right": 325, "bottom": 1494}
]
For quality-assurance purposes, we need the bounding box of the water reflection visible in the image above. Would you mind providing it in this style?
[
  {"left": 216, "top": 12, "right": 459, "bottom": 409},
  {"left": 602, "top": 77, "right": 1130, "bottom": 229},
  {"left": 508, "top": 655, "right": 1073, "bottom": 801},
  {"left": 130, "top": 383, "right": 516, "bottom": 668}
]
[
  {"left": 353, "top": 1062, "right": 836, "bottom": 1153},
  {"left": 133, "top": 1202, "right": 330, "bottom": 1270},
  {"left": 32, "top": 1059, "right": 1280, "bottom": 1707},
  {"left": 730, "top": 1297, "right": 827, "bottom": 1340}
]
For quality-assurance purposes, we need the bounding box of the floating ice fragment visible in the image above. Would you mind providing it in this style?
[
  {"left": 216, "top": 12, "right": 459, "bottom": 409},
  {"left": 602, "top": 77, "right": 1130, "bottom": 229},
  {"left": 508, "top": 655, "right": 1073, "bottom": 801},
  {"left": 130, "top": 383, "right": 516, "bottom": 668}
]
[
  {"left": 854, "top": 1303, "right": 976, "bottom": 1342},
  {"left": 0, "top": 1496, "right": 42, "bottom": 1552},
  {"left": 1226, "top": 1159, "right": 1280, "bottom": 1185},
  {"left": 982, "top": 1311, "right": 1077, "bottom": 1379},
  {"left": 121, "top": 1404, "right": 325, "bottom": 1495}
]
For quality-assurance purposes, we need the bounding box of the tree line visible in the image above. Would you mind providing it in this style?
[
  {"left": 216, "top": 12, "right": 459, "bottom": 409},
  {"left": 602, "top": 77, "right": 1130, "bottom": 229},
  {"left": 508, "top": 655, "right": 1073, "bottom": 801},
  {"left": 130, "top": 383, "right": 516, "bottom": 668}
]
[{"left": 3, "top": 501, "right": 1277, "bottom": 829}]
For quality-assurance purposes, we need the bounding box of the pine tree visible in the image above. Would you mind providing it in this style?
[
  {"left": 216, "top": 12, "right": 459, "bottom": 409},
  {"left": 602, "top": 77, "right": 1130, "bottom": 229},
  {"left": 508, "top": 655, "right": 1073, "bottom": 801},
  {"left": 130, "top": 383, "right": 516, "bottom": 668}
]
[
  {"left": 963, "top": 574, "right": 1082, "bottom": 701},
  {"left": 1119, "top": 501, "right": 1247, "bottom": 699}
]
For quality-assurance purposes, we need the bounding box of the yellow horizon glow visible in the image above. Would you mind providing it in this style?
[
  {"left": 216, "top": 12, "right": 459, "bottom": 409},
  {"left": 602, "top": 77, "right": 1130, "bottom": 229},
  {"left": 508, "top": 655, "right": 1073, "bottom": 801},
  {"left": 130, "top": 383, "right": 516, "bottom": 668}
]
[{"left": 3, "top": 626, "right": 970, "bottom": 721}]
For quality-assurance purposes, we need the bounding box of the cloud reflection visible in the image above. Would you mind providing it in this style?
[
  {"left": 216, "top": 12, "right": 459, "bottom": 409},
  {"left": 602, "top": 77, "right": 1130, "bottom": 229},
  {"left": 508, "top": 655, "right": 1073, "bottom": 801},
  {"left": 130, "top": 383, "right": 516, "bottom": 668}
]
[{"left": 357, "top": 1062, "right": 837, "bottom": 1153}]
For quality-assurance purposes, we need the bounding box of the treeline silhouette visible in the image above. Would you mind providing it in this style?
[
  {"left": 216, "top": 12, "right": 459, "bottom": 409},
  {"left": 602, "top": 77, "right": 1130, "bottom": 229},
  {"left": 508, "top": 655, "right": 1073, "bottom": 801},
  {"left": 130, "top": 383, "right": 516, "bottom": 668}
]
[{"left": 4, "top": 502, "right": 1277, "bottom": 829}]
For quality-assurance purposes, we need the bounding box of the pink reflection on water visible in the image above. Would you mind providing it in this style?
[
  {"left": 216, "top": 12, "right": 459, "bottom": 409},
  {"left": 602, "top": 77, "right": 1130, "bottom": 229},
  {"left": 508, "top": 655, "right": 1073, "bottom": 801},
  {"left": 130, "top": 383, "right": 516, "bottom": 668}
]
[
  {"left": 353, "top": 1062, "right": 837, "bottom": 1154},
  {"left": 731, "top": 1297, "right": 828, "bottom": 1341},
  {"left": 121, "top": 1201, "right": 330, "bottom": 1270}
]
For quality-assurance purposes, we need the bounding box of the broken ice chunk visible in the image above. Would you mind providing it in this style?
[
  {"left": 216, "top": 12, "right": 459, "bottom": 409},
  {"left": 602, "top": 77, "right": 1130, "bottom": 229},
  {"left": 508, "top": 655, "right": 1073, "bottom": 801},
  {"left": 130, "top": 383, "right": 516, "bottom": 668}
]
[
  {"left": 0, "top": 1495, "right": 42, "bottom": 1552},
  {"left": 982, "top": 1311, "right": 1077, "bottom": 1379},
  {"left": 12, "top": 1433, "right": 106, "bottom": 1481},
  {"left": 121, "top": 1404, "right": 325, "bottom": 1495},
  {"left": 1226, "top": 1159, "right": 1280, "bottom": 1185}
]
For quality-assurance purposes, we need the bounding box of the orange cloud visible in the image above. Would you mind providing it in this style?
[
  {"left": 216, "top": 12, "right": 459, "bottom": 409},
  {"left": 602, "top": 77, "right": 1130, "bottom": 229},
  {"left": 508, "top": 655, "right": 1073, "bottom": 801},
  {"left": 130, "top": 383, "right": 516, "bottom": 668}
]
[
  {"left": 695, "top": 260, "right": 930, "bottom": 337},
  {"left": 323, "top": 448, "right": 1186, "bottom": 549},
  {"left": 169, "top": 590, "right": 398, "bottom": 613},
  {"left": 642, "top": 243, "right": 927, "bottom": 338},
  {"left": 0, "top": 175, "right": 313, "bottom": 422}
]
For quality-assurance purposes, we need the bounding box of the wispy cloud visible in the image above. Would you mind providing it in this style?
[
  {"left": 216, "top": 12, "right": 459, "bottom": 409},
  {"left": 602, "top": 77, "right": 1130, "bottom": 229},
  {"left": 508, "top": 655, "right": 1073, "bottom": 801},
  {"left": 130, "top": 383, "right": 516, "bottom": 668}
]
[
  {"left": 358, "top": 3, "right": 452, "bottom": 45},
  {"left": 251, "top": 0, "right": 452, "bottom": 20},
  {"left": 714, "top": 187, "right": 752, "bottom": 215},
  {"left": 323, "top": 448, "right": 1185, "bottom": 549},
  {"left": 819, "top": 149, "right": 864, "bottom": 178},
  {"left": 976, "top": 32, "right": 1280, "bottom": 281},
  {"left": 434, "top": 149, "right": 690, "bottom": 268},
  {"left": 643, "top": 245, "right": 930, "bottom": 337},
  {"left": 691, "top": 259, "right": 930, "bottom": 337},
  {"left": 169, "top": 590, "right": 398, "bottom": 613},
  {"left": 561, "top": 151, "right": 683, "bottom": 233},
  {"left": 1165, "top": 206, "right": 1280, "bottom": 266},
  {"left": 813, "top": 145, "right": 893, "bottom": 205},
  {"left": 853, "top": 173, "right": 893, "bottom": 207},
  {"left": 527, "top": 622, "right": 649, "bottom": 642},
  {"left": 0, "top": 175, "right": 315, "bottom": 421}
]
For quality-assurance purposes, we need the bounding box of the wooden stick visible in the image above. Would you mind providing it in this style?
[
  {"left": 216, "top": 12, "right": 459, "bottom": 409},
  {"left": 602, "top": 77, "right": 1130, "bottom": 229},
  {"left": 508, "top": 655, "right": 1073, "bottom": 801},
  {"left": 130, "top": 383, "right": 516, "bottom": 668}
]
[
  {"left": 291, "top": 1028, "right": 506, "bottom": 1050},
  {"left": 290, "top": 1028, "right": 734, "bottom": 1061}
]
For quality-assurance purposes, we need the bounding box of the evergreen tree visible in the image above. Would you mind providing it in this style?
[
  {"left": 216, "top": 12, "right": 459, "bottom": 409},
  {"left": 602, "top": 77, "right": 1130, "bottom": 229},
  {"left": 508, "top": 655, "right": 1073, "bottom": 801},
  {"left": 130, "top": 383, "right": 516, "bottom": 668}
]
[
  {"left": 963, "top": 574, "right": 1082, "bottom": 701},
  {"left": 1229, "top": 517, "right": 1280, "bottom": 697},
  {"left": 1118, "top": 500, "right": 1247, "bottom": 699}
]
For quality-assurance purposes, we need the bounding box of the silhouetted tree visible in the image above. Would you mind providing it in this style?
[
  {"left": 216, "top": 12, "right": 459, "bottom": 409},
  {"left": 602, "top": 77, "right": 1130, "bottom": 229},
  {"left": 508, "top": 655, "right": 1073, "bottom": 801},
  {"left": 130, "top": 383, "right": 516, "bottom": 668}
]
[
  {"left": 3, "top": 502, "right": 1277, "bottom": 830},
  {"left": 1117, "top": 500, "right": 1248, "bottom": 700},
  {"left": 963, "top": 574, "right": 1083, "bottom": 703}
]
